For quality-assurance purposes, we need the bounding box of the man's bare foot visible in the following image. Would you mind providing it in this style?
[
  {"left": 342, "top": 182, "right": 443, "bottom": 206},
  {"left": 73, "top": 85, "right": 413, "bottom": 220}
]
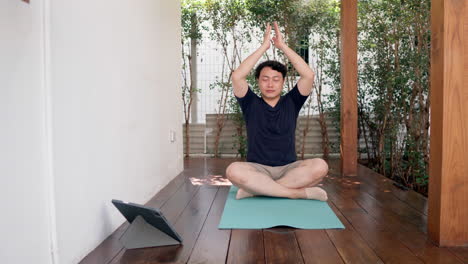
[
  {"left": 236, "top": 188, "right": 254, "bottom": 199},
  {"left": 305, "top": 187, "right": 328, "bottom": 201}
]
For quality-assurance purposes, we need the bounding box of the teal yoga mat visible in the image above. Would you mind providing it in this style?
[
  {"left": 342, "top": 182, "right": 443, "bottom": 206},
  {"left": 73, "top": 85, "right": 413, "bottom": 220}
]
[{"left": 218, "top": 186, "right": 345, "bottom": 229}]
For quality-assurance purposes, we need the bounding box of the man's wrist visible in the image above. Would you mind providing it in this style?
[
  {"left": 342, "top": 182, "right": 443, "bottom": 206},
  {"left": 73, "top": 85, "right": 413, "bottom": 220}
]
[
  {"left": 260, "top": 43, "right": 270, "bottom": 51},
  {"left": 277, "top": 43, "right": 288, "bottom": 52}
]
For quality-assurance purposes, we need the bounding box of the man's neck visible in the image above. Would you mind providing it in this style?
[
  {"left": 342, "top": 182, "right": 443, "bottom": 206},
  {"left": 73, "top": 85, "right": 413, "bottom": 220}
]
[{"left": 262, "top": 96, "right": 280, "bottom": 107}]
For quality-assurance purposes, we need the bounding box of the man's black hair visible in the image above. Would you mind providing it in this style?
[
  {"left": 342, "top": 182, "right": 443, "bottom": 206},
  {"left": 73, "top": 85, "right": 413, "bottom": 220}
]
[{"left": 254, "top": 60, "right": 287, "bottom": 79}]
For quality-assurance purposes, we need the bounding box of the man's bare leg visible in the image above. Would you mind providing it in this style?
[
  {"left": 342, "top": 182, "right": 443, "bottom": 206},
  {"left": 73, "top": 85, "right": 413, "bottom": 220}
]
[
  {"left": 276, "top": 158, "right": 328, "bottom": 201},
  {"left": 226, "top": 162, "right": 308, "bottom": 199},
  {"left": 230, "top": 158, "right": 329, "bottom": 201},
  {"left": 226, "top": 159, "right": 328, "bottom": 200}
]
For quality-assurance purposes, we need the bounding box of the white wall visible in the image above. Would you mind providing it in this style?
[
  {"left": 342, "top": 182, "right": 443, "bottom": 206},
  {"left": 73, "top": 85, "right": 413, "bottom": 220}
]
[
  {"left": 49, "top": 0, "right": 182, "bottom": 263},
  {"left": 0, "top": 0, "right": 182, "bottom": 263},
  {"left": 0, "top": 0, "right": 53, "bottom": 263}
]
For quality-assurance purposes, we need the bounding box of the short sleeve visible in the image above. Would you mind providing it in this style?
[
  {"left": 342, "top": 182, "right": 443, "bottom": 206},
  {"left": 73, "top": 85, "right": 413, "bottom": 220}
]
[
  {"left": 235, "top": 87, "right": 257, "bottom": 113},
  {"left": 287, "top": 84, "right": 309, "bottom": 113}
]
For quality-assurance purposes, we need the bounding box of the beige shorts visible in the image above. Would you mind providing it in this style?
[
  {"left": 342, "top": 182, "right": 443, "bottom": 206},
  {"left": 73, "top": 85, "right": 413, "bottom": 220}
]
[{"left": 245, "top": 160, "right": 303, "bottom": 180}]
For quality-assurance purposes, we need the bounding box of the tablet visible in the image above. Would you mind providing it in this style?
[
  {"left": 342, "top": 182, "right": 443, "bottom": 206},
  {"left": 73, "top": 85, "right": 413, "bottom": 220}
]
[{"left": 111, "top": 199, "right": 182, "bottom": 243}]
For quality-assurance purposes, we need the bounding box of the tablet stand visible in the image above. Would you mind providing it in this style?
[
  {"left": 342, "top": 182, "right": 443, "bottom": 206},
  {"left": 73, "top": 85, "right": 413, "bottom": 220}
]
[{"left": 120, "top": 215, "right": 181, "bottom": 249}]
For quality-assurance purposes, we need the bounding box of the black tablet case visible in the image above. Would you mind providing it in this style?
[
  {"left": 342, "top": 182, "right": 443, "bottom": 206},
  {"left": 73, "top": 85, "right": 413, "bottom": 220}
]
[{"left": 112, "top": 199, "right": 182, "bottom": 249}]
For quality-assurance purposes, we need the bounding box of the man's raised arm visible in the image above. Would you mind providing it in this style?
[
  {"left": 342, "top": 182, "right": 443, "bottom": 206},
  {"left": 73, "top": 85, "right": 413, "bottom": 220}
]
[
  {"left": 272, "top": 22, "right": 315, "bottom": 96},
  {"left": 231, "top": 24, "right": 271, "bottom": 98}
]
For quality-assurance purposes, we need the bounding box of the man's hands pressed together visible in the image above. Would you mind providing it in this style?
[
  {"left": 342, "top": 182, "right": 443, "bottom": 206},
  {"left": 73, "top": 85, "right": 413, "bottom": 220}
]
[
  {"left": 261, "top": 21, "right": 286, "bottom": 51},
  {"left": 262, "top": 23, "right": 272, "bottom": 50},
  {"left": 271, "top": 22, "right": 286, "bottom": 50}
]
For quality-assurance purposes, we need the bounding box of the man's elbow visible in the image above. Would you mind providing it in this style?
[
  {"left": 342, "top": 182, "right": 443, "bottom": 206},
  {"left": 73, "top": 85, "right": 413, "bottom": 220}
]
[
  {"left": 231, "top": 70, "right": 245, "bottom": 82},
  {"left": 302, "top": 71, "right": 315, "bottom": 82}
]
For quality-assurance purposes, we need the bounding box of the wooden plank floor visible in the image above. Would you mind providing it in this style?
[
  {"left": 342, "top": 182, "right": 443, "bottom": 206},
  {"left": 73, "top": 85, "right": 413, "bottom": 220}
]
[{"left": 80, "top": 158, "right": 468, "bottom": 264}]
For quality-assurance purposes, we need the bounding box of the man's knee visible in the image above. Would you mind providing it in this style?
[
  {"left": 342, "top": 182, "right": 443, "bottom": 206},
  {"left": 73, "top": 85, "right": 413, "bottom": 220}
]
[
  {"left": 302, "top": 158, "right": 329, "bottom": 178},
  {"left": 226, "top": 162, "right": 250, "bottom": 184}
]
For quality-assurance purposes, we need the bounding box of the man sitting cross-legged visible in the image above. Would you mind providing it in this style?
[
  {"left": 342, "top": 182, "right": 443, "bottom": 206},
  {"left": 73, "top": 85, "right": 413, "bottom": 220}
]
[{"left": 226, "top": 22, "right": 328, "bottom": 201}]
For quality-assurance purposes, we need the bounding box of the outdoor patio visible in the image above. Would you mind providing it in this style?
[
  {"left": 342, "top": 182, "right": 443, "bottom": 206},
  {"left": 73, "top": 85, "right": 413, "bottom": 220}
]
[{"left": 80, "top": 158, "right": 468, "bottom": 264}]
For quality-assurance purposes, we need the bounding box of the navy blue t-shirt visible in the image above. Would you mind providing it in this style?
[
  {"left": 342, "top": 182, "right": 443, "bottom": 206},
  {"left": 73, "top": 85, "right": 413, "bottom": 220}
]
[{"left": 236, "top": 84, "right": 309, "bottom": 166}]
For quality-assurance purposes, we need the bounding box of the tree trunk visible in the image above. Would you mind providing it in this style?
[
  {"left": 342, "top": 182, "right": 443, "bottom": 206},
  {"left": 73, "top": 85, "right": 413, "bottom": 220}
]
[{"left": 184, "top": 122, "right": 190, "bottom": 157}]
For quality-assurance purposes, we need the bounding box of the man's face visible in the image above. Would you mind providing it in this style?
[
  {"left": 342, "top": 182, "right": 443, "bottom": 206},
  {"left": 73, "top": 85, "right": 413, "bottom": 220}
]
[{"left": 257, "top": 67, "right": 284, "bottom": 100}]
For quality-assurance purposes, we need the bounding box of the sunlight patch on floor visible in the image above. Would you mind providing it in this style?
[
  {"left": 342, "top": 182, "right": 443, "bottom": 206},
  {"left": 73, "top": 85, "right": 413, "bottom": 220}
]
[{"left": 189, "top": 175, "right": 232, "bottom": 186}]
